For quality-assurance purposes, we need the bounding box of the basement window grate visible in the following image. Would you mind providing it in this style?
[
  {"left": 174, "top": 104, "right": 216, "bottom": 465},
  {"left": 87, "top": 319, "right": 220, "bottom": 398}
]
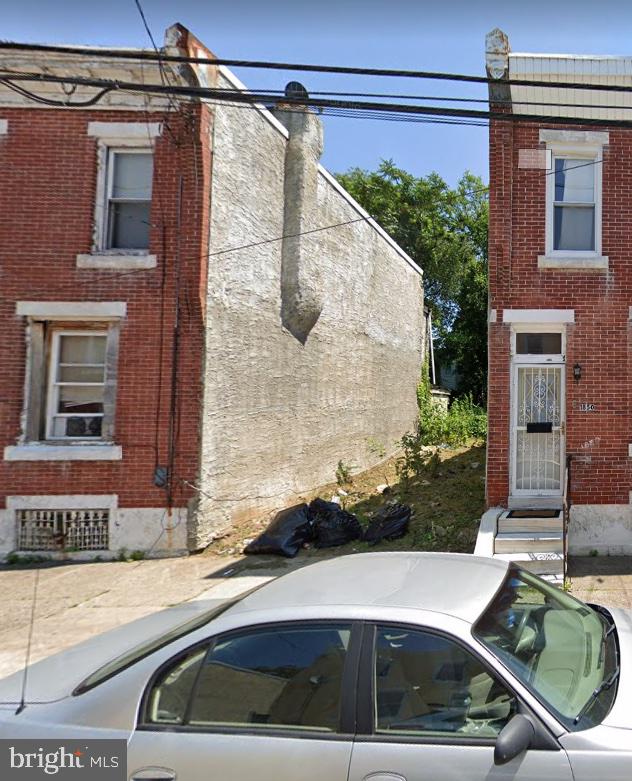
[{"left": 16, "top": 509, "right": 110, "bottom": 552}]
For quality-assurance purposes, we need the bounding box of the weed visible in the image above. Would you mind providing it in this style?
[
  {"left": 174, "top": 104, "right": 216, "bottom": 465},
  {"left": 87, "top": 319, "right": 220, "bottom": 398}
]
[
  {"left": 336, "top": 460, "right": 354, "bottom": 486},
  {"left": 117, "top": 548, "right": 129, "bottom": 562},
  {"left": 5, "top": 552, "right": 51, "bottom": 566},
  {"left": 129, "top": 550, "right": 145, "bottom": 561},
  {"left": 589, "top": 549, "right": 599, "bottom": 557},
  {"left": 366, "top": 437, "right": 387, "bottom": 459}
]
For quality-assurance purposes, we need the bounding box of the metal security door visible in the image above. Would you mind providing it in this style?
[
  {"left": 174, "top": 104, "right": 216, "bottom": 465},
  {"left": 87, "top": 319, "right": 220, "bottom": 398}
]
[{"left": 512, "top": 364, "right": 565, "bottom": 497}]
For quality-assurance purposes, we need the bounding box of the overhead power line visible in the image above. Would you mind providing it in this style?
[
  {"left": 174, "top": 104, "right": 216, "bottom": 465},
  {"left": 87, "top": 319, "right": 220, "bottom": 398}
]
[
  {"left": 5, "top": 69, "right": 632, "bottom": 129},
  {"left": 5, "top": 40, "right": 632, "bottom": 95}
]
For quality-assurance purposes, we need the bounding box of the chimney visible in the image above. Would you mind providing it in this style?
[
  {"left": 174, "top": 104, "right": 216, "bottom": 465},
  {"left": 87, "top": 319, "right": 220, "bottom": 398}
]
[{"left": 275, "top": 83, "right": 324, "bottom": 344}]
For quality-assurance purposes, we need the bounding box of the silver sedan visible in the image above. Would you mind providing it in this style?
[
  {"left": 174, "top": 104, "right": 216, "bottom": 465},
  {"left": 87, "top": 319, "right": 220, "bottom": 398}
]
[{"left": 0, "top": 552, "right": 630, "bottom": 781}]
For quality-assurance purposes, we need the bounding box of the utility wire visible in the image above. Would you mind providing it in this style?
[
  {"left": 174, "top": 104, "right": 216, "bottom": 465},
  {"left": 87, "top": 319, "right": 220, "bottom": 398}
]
[
  {"left": 6, "top": 70, "right": 632, "bottom": 130},
  {"left": 6, "top": 40, "right": 632, "bottom": 95}
]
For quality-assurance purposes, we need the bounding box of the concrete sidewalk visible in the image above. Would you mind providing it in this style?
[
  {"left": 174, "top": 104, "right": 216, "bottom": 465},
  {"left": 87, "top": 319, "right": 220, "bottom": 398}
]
[
  {"left": 568, "top": 556, "right": 632, "bottom": 609},
  {"left": 0, "top": 554, "right": 293, "bottom": 680},
  {"left": 1, "top": 552, "right": 630, "bottom": 683}
]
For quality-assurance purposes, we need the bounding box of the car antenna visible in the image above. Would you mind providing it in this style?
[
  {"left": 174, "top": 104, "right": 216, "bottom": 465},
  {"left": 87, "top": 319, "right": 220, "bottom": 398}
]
[{"left": 15, "top": 569, "right": 41, "bottom": 715}]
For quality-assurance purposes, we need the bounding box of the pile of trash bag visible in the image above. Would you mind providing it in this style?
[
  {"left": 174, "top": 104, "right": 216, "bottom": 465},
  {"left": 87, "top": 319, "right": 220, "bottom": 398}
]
[
  {"left": 363, "top": 503, "right": 411, "bottom": 546},
  {"left": 244, "top": 503, "right": 313, "bottom": 558},
  {"left": 309, "top": 498, "right": 362, "bottom": 549},
  {"left": 244, "top": 498, "right": 412, "bottom": 557}
]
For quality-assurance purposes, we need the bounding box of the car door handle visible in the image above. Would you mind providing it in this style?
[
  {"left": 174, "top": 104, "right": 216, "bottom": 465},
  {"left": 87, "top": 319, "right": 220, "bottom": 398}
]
[
  {"left": 363, "top": 774, "right": 407, "bottom": 781},
  {"left": 130, "top": 767, "right": 176, "bottom": 781}
]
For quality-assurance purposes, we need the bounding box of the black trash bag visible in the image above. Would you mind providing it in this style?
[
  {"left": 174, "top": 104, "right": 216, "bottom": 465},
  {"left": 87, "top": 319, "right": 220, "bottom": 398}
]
[
  {"left": 363, "top": 503, "right": 412, "bottom": 546},
  {"left": 309, "top": 498, "right": 362, "bottom": 548},
  {"left": 244, "top": 503, "right": 313, "bottom": 558}
]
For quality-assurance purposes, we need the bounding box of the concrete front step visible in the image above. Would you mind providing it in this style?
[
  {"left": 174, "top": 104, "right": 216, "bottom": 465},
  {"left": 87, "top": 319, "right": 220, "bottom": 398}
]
[
  {"left": 494, "top": 532, "right": 563, "bottom": 555},
  {"left": 498, "top": 516, "right": 563, "bottom": 534},
  {"left": 494, "top": 551, "right": 564, "bottom": 576}
]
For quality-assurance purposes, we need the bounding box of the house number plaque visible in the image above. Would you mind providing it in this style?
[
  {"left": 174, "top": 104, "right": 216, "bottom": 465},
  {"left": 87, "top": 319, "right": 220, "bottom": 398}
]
[{"left": 579, "top": 403, "right": 596, "bottom": 412}]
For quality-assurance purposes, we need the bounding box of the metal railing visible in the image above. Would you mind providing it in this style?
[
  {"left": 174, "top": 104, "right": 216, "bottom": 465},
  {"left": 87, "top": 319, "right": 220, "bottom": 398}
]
[{"left": 562, "top": 454, "right": 573, "bottom": 582}]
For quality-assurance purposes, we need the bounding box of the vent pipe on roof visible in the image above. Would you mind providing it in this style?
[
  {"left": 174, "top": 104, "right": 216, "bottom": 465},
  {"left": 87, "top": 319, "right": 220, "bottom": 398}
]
[
  {"left": 274, "top": 83, "right": 324, "bottom": 344},
  {"left": 486, "top": 28, "right": 511, "bottom": 105}
]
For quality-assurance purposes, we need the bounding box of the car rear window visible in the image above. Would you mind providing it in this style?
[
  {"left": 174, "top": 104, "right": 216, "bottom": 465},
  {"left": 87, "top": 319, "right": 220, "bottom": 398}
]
[{"left": 73, "top": 600, "right": 237, "bottom": 696}]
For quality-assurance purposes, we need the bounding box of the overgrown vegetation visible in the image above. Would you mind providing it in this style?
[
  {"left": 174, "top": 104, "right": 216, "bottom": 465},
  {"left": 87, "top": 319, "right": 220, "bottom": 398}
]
[{"left": 337, "top": 162, "right": 488, "bottom": 403}]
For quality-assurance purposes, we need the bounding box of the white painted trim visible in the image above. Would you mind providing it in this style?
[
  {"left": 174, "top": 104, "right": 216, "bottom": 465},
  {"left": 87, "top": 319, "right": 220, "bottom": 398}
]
[
  {"left": 488, "top": 309, "right": 497, "bottom": 323},
  {"left": 4, "top": 444, "right": 122, "bottom": 461},
  {"left": 629, "top": 306, "right": 632, "bottom": 321},
  {"left": 542, "top": 142, "right": 603, "bottom": 262},
  {"left": 16, "top": 301, "right": 127, "bottom": 319},
  {"left": 77, "top": 253, "right": 156, "bottom": 270},
  {"left": 0, "top": 119, "right": 7, "bottom": 135},
  {"left": 509, "top": 362, "right": 565, "bottom": 501},
  {"left": 6, "top": 494, "right": 117, "bottom": 510},
  {"left": 628, "top": 444, "right": 632, "bottom": 458},
  {"left": 503, "top": 309, "right": 574, "bottom": 324},
  {"left": 538, "top": 255, "right": 609, "bottom": 271},
  {"left": 87, "top": 121, "right": 162, "bottom": 141},
  {"left": 474, "top": 508, "right": 503, "bottom": 558},
  {"left": 539, "top": 129, "right": 609, "bottom": 145}
]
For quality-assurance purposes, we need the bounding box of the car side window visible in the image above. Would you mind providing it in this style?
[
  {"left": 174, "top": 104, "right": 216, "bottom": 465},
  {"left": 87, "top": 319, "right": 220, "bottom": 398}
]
[
  {"left": 374, "top": 626, "right": 516, "bottom": 738},
  {"left": 144, "top": 624, "right": 351, "bottom": 732}
]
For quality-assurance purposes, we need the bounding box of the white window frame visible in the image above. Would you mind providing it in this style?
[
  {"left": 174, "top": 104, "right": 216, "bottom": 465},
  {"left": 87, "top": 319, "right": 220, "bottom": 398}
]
[
  {"left": 510, "top": 323, "right": 566, "bottom": 364},
  {"left": 45, "top": 329, "right": 108, "bottom": 441},
  {"left": 101, "top": 147, "right": 153, "bottom": 253},
  {"left": 538, "top": 130, "right": 608, "bottom": 271}
]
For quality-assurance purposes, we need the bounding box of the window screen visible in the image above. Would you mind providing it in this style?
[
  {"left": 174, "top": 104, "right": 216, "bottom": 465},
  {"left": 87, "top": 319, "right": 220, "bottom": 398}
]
[{"left": 515, "top": 333, "right": 562, "bottom": 355}]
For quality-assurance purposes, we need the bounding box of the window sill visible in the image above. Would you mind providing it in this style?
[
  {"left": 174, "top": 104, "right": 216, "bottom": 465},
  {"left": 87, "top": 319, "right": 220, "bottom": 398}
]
[
  {"left": 76, "top": 253, "right": 156, "bottom": 270},
  {"left": 4, "top": 444, "right": 123, "bottom": 461},
  {"left": 538, "top": 255, "right": 609, "bottom": 272}
]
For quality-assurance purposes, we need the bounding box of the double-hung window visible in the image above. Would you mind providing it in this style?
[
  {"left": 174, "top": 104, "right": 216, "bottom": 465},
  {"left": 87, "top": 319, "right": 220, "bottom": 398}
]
[
  {"left": 104, "top": 149, "right": 153, "bottom": 250},
  {"left": 46, "top": 330, "right": 108, "bottom": 440},
  {"left": 539, "top": 129, "right": 608, "bottom": 271},
  {"left": 553, "top": 157, "right": 595, "bottom": 252}
]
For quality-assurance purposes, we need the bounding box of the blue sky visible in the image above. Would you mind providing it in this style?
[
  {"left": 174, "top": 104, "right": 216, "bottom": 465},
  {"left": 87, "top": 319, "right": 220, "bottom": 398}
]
[{"left": 4, "top": 0, "right": 632, "bottom": 186}]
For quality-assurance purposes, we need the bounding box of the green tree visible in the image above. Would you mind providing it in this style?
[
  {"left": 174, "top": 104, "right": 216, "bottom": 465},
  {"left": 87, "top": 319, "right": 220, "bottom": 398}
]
[{"left": 336, "top": 162, "right": 488, "bottom": 403}]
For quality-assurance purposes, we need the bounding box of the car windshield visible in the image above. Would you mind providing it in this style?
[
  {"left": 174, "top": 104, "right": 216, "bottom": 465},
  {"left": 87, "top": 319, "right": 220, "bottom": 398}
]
[{"left": 473, "top": 567, "right": 618, "bottom": 731}]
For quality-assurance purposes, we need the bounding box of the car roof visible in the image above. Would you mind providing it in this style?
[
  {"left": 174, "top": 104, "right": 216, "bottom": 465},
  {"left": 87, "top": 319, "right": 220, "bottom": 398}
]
[{"left": 233, "top": 552, "right": 509, "bottom": 624}]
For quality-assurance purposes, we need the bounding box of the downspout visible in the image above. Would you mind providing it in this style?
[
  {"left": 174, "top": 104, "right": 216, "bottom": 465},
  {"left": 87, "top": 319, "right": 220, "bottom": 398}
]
[{"left": 274, "top": 83, "right": 324, "bottom": 344}]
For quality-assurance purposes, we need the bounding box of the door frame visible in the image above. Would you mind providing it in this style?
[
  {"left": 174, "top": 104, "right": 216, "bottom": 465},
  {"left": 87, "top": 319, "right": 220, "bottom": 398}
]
[{"left": 508, "top": 326, "right": 566, "bottom": 503}]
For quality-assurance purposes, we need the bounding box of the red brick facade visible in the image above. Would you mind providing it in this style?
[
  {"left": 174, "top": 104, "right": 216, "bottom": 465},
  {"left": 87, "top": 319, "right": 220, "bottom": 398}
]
[
  {"left": 0, "top": 101, "right": 212, "bottom": 533},
  {"left": 487, "top": 118, "right": 632, "bottom": 509}
]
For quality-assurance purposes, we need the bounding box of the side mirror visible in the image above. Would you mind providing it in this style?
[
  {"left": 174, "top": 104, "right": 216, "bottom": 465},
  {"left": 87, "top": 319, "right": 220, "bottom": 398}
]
[{"left": 494, "top": 714, "right": 535, "bottom": 765}]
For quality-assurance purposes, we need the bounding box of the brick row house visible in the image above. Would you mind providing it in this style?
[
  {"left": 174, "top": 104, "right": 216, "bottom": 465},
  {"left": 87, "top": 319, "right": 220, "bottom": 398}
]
[
  {"left": 483, "top": 29, "right": 632, "bottom": 574},
  {"left": 0, "top": 25, "right": 425, "bottom": 559}
]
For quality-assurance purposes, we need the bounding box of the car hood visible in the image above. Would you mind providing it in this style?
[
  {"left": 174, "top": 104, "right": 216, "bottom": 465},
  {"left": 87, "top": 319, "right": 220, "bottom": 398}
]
[
  {"left": 0, "top": 599, "right": 226, "bottom": 707},
  {"left": 601, "top": 606, "right": 632, "bottom": 729}
]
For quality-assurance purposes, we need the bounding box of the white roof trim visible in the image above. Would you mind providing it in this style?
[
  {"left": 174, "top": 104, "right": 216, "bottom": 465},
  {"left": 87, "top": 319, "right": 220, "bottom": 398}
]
[
  {"left": 16, "top": 301, "right": 127, "bottom": 319},
  {"left": 215, "top": 66, "right": 422, "bottom": 277},
  {"left": 503, "top": 309, "right": 575, "bottom": 324}
]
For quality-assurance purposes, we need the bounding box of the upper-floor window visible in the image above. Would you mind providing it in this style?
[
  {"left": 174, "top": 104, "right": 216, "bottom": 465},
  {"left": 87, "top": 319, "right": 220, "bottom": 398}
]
[
  {"left": 553, "top": 157, "right": 595, "bottom": 252},
  {"left": 539, "top": 129, "right": 608, "bottom": 271},
  {"left": 103, "top": 149, "right": 153, "bottom": 250}
]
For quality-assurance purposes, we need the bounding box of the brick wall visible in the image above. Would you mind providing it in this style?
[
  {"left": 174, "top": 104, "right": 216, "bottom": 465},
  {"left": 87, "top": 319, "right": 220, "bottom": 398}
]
[
  {"left": 488, "top": 119, "right": 632, "bottom": 508},
  {"left": 0, "top": 103, "right": 211, "bottom": 517}
]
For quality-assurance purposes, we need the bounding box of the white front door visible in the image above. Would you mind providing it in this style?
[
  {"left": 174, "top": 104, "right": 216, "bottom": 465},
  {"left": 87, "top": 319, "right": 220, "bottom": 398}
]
[{"left": 511, "top": 363, "right": 565, "bottom": 498}]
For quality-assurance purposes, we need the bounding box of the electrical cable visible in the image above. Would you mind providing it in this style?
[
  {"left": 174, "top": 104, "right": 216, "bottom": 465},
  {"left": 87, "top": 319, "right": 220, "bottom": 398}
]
[{"left": 5, "top": 40, "right": 632, "bottom": 95}]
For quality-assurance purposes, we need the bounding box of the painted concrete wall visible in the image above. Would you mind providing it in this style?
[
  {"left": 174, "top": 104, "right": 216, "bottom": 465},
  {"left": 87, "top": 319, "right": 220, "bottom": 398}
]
[{"left": 191, "top": 72, "right": 425, "bottom": 545}]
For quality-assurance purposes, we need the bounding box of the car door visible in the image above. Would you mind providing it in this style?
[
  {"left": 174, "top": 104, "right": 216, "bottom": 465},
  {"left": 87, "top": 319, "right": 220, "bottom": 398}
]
[
  {"left": 127, "top": 621, "right": 360, "bottom": 781},
  {"left": 347, "top": 623, "right": 573, "bottom": 781}
]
